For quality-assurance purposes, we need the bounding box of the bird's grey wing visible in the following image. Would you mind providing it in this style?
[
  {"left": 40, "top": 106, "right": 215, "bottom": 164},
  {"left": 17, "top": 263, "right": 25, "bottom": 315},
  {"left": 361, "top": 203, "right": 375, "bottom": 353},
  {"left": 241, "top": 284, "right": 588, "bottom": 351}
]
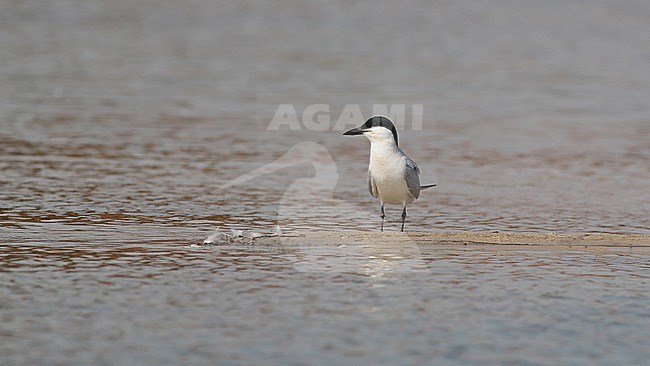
[
  {"left": 367, "top": 170, "right": 379, "bottom": 198},
  {"left": 405, "top": 157, "right": 421, "bottom": 199}
]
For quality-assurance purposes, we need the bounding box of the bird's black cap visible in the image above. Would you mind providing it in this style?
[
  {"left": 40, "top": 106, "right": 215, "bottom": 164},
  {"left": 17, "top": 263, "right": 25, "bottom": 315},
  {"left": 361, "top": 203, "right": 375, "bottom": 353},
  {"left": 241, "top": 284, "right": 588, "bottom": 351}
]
[
  {"left": 343, "top": 116, "right": 399, "bottom": 146},
  {"left": 363, "top": 116, "right": 399, "bottom": 146}
]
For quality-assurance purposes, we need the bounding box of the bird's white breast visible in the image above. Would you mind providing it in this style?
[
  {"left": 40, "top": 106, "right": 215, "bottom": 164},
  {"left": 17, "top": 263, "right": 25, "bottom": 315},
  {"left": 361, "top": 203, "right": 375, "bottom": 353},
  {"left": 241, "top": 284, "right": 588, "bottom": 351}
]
[{"left": 368, "top": 141, "right": 415, "bottom": 205}]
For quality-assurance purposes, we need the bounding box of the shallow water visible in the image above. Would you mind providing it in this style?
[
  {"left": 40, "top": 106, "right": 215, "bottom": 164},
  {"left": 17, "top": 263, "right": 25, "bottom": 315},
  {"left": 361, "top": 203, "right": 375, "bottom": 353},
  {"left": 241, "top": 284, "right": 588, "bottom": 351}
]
[
  {"left": 2, "top": 242, "right": 649, "bottom": 365},
  {"left": 2, "top": 0, "right": 649, "bottom": 236},
  {"left": 1, "top": 0, "right": 650, "bottom": 364}
]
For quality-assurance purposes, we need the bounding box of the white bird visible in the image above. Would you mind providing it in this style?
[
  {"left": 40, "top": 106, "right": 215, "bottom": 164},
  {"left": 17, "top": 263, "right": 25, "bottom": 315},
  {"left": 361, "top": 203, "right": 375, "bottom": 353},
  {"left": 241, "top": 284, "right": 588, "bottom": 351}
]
[
  {"left": 217, "top": 140, "right": 430, "bottom": 275},
  {"left": 343, "top": 116, "right": 436, "bottom": 232}
]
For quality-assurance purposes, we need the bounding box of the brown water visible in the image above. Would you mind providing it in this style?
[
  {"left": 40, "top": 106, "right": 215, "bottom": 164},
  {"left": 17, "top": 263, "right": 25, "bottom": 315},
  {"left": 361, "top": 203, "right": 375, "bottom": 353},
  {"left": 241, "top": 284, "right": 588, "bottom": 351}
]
[{"left": 1, "top": 1, "right": 650, "bottom": 365}]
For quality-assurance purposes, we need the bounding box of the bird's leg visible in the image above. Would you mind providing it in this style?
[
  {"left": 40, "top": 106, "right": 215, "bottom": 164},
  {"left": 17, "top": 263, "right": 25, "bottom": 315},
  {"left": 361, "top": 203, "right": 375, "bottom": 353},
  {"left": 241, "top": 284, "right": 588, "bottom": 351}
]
[
  {"left": 380, "top": 204, "right": 385, "bottom": 232},
  {"left": 400, "top": 206, "right": 407, "bottom": 232}
]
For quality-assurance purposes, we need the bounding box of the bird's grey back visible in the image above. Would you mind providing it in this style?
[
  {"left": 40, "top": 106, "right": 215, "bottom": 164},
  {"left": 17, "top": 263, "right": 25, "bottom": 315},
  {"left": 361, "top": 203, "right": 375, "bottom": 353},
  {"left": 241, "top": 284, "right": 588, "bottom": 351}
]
[{"left": 404, "top": 157, "right": 421, "bottom": 199}]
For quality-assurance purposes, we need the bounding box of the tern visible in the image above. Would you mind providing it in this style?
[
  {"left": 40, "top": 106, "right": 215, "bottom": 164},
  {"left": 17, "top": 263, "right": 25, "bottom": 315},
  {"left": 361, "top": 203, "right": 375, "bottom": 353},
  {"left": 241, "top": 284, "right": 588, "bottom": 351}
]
[{"left": 343, "top": 116, "right": 436, "bottom": 232}]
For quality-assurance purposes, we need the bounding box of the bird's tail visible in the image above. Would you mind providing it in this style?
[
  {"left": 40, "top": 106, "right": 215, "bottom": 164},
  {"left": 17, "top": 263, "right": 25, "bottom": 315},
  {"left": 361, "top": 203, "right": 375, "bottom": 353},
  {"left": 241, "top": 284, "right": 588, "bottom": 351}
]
[{"left": 420, "top": 184, "right": 437, "bottom": 190}]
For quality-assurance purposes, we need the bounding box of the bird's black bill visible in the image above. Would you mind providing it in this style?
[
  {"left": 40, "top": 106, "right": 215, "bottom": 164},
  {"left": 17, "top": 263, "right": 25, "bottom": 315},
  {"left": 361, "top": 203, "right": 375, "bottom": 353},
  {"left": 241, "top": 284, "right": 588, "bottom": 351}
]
[{"left": 342, "top": 127, "right": 366, "bottom": 136}]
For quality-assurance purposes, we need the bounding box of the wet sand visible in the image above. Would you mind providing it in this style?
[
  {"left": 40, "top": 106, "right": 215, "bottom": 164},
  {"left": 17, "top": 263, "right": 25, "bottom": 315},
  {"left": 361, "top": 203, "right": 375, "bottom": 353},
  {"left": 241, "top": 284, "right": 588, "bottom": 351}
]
[{"left": 255, "top": 231, "right": 650, "bottom": 249}]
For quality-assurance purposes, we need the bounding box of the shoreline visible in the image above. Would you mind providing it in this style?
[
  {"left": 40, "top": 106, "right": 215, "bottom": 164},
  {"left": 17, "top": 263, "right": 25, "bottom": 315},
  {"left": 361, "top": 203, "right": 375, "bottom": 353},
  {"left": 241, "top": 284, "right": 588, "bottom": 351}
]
[{"left": 253, "top": 231, "right": 650, "bottom": 250}]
